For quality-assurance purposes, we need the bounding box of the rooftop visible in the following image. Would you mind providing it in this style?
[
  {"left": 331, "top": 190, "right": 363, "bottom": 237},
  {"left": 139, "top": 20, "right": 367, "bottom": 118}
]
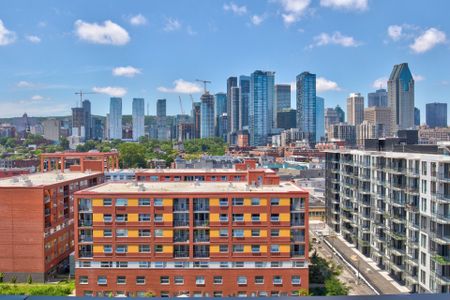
[
  {"left": 78, "top": 181, "right": 304, "bottom": 195},
  {"left": 136, "top": 168, "right": 276, "bottom": 174},
  {"left": 0, "top": 171, "right": 102, "bottom": 188},
  {"left": 325, "top": 149, "right": 450, "bottom": 161}
]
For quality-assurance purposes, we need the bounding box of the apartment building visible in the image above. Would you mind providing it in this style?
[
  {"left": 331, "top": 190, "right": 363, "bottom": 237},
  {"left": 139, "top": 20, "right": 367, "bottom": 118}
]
[
  {"left": 0, "top": 171, "right": 104, "bottom": 282},
  {"left": 325, "top": 149, "right": 450, "bottom": 293},
  {"left": 74, "top": 174, "right": 309, "bottom": 297}
]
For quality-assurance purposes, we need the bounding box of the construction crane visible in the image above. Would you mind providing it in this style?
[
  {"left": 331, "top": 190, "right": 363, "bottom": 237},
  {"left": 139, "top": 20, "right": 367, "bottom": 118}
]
[
  {"left": 178, "top": 96, "right": 185, "bottom": 115},
  {"left": 195, "top": 79, "right": 211, "bottom": 93},
  {"left": 75, "top": 90, "right": 97, "bottom": 107},
  {"left": 189, "top": 94, "right": 195, "bottom": 105}
]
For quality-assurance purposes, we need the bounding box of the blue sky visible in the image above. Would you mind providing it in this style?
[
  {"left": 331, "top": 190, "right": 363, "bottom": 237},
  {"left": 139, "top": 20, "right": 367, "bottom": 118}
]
[{"left": 0, "top": 0, "right": 449, "bottom": 122}]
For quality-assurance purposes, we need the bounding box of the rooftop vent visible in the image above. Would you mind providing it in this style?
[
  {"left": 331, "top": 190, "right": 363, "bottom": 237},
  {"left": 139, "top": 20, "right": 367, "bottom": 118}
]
[
  {"left": 56, "top": 173, "right": 64, "bottom": 180},
  {"left": 10, "top": 177, "right": 19, "bottom": 183},
  {"left": 138, "top": 184, "right": 146, "bottom": 192},
  {"left": 23, "top": 179, "right": 33, "bottom": 187}
]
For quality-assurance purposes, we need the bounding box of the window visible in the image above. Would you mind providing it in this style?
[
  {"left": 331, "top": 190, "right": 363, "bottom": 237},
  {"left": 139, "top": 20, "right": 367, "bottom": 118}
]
[
  {"left": 219, "top": 229, "right": 228, "bottom": 237},
  {"left": 154, "top": 214, "right": 163, "bottom": 222},
  {"left": 255, "top": 262, "right": 266, "bottom": 268},
  {"left": 139, "top": 245, "right": 150, "bottom": 253},
  {"left": 155, "top": 229, "right": 163, "bottom": 237},
  {"left": 251, "top": 198, "right": 260, "bottom": 205},
  {"left": 421, "top": 233, "right": 427, "bottom": 248},
  {"left": 116, "top": 229, "right": 128, "bottom": 237},
  {"left": 232, "top": 198, "right": 244, "bottom": 206},
  {"left": 233, "top": 229, "right": 244, "bottom": 237},
  {"left": 116, "top": 245, "right": 128, "bottom": 253},
  {"left": 161, "top": 291, "right": 169, "bottom": 297},
  {"left": 251, "top": 229, "right": 260, "bottom": 237},
  {"left": 273, "top": 276, "right": 282, "bottom": 285},
  {"left": 271, "top": 214, "right": 280, "bottom": 222},
  {"left": 220, "top": 262, "right": 229, "bottom": 268},
  {"left": 271, "top": 245, "right": 280, "bottom": 253},
  {"left": 155, "top": 245, "right": 163, "bottom": 253},
  {"left": 139, "top": 198, "right": 150, "bottom": 206},
  {"left": 233, "top": 245, "right": 244, "bottom": 253},
  {"left": 154, "top": 262, "right": 166, "bottom": 268},
  {"left": 116, "top": 198, "right": 128, "bottom": 206},
  {"left": 251, "top": 214, "right": 260, "bottom": 222},
  {"left": 271, "top": 229, "right": 280, "bottom": 237},
  {"left": 212, "top": 276, "right": 223, "bottom": 284},
  {"left": 116, "top": 214, "right": 127, "bottom": 222},
  {"left": 139, "top": 214, "right": 150, "bottom": 222},
  {"left": 219, "top": 214, "right": 228, "bottom": 222},
  {"left": 154, "top": 198, "right": 163, "bottom": 206},
  {"left": 255, "top": 276, "right": 264, "bottom": 284},
  {"left": 139, "top": 261, "right": 150, "bottom": 268},
  {"left": 421, "top": 252, "right": 426, "bottom": 266},
  {"left": 219, "top": 198, "right": 228, "bottom": 207},
  {"left": 219, "top": 245, "right": 228, "bottom": 253},
  {"left": 79, "top": 276, "right": 88, "bottom": 284},
  {"left": 291, "top": 276, "right": 301, "bottom": 285},
  {"left": 270, "top": 198, "right": 280, "bottom": 206},
  {"left": 252, "top": 245, "right": 260, "bottom": 253},
  {"left": 103, "top": 214, "right": 112, "bottom": 222},
  {"left": 84, "top": 291, "right": 94, "bottom": 296},
  {"left": 233, "top": 214, "right": 244, "bottom": 222},
  {"left": 174, "top": 276, "right": 184, "bottom": 285},
  {"left": 103, "top": 199, "right": 112, "bottom": 206},
  {"left": 103, "top": 245, "right": 112, "bottom": 253},
  {"left": 271, "top": 261, "right": 282, "bottom": 267},
  {"left": 117, "top": 276, "right": 126, "bottom": 285},
  {"left": 237, "top": 276, "right": 247, "bottom": 285},
  {"left": 97, "top": 276, "right": 107, "bottom": 285},
  {"left": 213, "top": 292, "right": 223, "bottom": 297},
  {"left": 100, "top": 261, "right": 113, "bottom": 268},
  {"left": 117, "top": 261, "right": 128, "bottom": 268},
  {"left": 160, "top": 276, "right": 169, "bottom": 284},
  {"left": 103, "top": 229, "right": 112, "bottom": 237},
  {"left": 233, "top": 261, "right": 244, "bottom": 268},
  {"left": 196, "top": 276, "right": 205, "bottom": 285},
  {"left": 139, "top": 229, "right": 151, "bottom": 237},
  {"left": 136, "top": 276, "right": 145, "bottom": 285}
]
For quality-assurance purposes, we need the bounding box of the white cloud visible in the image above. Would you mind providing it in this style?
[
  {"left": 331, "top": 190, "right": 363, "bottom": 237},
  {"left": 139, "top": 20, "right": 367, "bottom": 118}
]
[
  {"left": 278, "top": 0, "right": 311, "bottom": 25},
  {"left": 129, "top": 14, "right": 147, "bottom": 26},
  {"left": 112, "top": 66, "right": 141, "bottom": 77},
  {"left": 387, "top": 25, "right": 402, "bottom": 41},
  {"left": 0, "top": 100, "right": 68, "bottom": 117},
  {"left": 250, "top": 15, "right": 265, "bottom": 26},
  {"left": 316, "top": 77, "right": 341, "bottom": 92},
  {"left": 310, "top": 31, "right": 361, "bottom": 48},
  {"left": 92, "top": 86, "right": 127, "bottom": 97},
  {"left": 74, "top": 20, "right": 130, "bottom": 45},
  {"left": 413, "top": 73, "right": 425, "bottom": 82},
  {"left": 320, "top": 0, "right": 368, "bottom": 11},
  {"left": 223, "top": 2, "right": 247, "bottom": 15},
  {"left": 26, "top": 35, "right": 41, "bottom": 43},
  {"left": 186, "top": 26, "right": 197, "bottom": 36},
  {"left": 372, "top": 76, "right": 388, "bottom": 89},
  {"left": 157, "top": 79, "right": 202, "bottom": 94},
  {"left": 410, "top": 28, "right": 446, "bottom": 54},
  {"left": 163, "top": 18, "right": 181, "bottom": 32},
  {"left": 31, "top": 95, "right": 44, "bottom": 101},
  {"left": 0, "top": 19, "right": 16, "bottom": 46},
  {"left": 16, "top": 81, "right": 35, "bottom": 88}
]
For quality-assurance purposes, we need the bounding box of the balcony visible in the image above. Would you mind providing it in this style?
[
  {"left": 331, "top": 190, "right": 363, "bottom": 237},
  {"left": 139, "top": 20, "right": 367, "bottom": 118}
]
[
  {"left": 79, "top": 251, "right": 93, "bottom": 258},
  {"left": 193, "top": 251, "right": 210, "bottom": 258},
  {"left": 174, "top": 251, "right": 189, "bottom": 258},
  {"left": 174, "top": 220, "right": 189, "bottom": 227},
  {"left": 436, "top": 193, "right": 450, "bottom": 203},
  {"left": 78, "top": 220, "right": 93, "bottom": 227},
  {"left": 432, "top": 255, "right": 450, "bottom": 266}
]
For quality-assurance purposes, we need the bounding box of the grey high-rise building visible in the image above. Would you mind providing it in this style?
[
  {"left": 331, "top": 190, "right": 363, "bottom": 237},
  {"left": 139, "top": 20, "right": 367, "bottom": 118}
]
[
  {"left": 388, "top": 63, "right": 415, "bottom": 135},
  {"left": 109, "top": 97, "right": 122, "bottom": 140},
  {"left": 249, "top": 70, "right": 275, "bottom": 146},
  {"left": 368, "top": 88, "right": 388, "bottom": 107},
  {"left": 214, "top": 92, "right": 227, "bottom": 136},
  {"left": 230, "top": 86, "right": 240, "bottom": 134},
  {"left": 71, "top": 107, "right": 84, "bottom": 138},
  {"left": 426, "top": 102, "right": 448, "bottom": 128},
  {"left": 275, "top": 84, "right": 291, "bottom": 128},
  {"left": 335, "top": 105, "right": 345, "bottom": 123},
  {"left": 226, "top": 76, "right": 237, "bottom": 139},
  {"left": 157, "top": 99, "right": 166, "bottom": 118},
  {"left": 277, "top": 109, "right": 296, "bottom": 130},
  {"left": 296, "top": 71, "right": 316, "bottom": 146},
  {"left": 239, "top": 75, "right": 250, "bottom": 130},
  {"left": 82, "top": 100, "right": 92, "bottom": 140},
  {"left": 316, "top": 96, "right": 325, "bottom": 142},
  {"left": 200, "top": 92, "right": 215, "bottom": 138},
  {"left": 414, "top": 107, "right": 421, "bottom": 126},
  {"left": 347, "top": 93, "right": 364, "bottom": 126},
  {"left": 132, "top": 98, "right": 145, "bottom": 141},
  {"left": 192, "top": 102, "right": 201, "bottom": 139},
  {"left": 92, "top": 116, "right": 104, "bottom": 140}
]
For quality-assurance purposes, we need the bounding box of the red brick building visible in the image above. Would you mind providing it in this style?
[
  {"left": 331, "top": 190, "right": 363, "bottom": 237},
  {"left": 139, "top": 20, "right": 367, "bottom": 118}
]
[
  {"left": 74, "top": 170, "right": 309, "bottom": 297},
  {"left": 40, "top": 152, "right": 119, "bottom": 173},
  {"left": 0, "top": 171, "right": 104, "bottom": 282}
]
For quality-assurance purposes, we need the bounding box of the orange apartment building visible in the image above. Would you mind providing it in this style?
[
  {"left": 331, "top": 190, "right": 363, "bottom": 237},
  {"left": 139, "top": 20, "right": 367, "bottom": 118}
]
[{"left": 74, "top": 169, "right": 309, "bottom": 297}]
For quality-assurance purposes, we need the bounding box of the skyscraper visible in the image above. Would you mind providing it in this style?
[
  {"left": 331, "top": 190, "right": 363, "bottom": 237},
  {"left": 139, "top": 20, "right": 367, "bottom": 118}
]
[
  {"left": 335, "top": 105, "right": 345, "bottom": 123},
  {"left": 316, "top": 96, "right": 325, "bottom": 142},
  {"left": 296, "top": 72, "right": 316, "bottom": 146},
  {"left": 226, "top": 76, "right": 237, "bottom": 139},
  {"left": 109, "top": 97, "right": 122, "bottom": 140},
  {"left": 364, "top": 106, "right": 391, "bottom": 137},
  {"left": 368, "top": 88, "right": 388, "bottom": 107},
  {"left": 71, "top": 107, "right": 85, "bottom": 138},
  {"left": 347, "top": 93, "right": 364, "bottom": 126},
  {"left": 426, "top": 102, "right": 448, "bottom": 128},
  {"left": 200, "top": 92, "right": 215, "bottom": 138},
  {"left": 230, "top": 86, "right": 240, "bottom": 134},
  {"left": 214, "top": 93, "right": 227, "bottom": 117},
  {"left": 414, "top": 107, "right": 421, "bottom": 126},
  {"left": 192, "top": 102, "right": 201, "bottom": 139},
  {"left": 157, "top": 99, "right": 166, "bottom": 118},
  {"left": 388, "top": 63, "right": 415, "bottom": 135},
  {"left": 249, "top": 70, "right": 275, "bottom": 146},
  {"left": 132, "top": 98, "right": 145, "bottom": 141},
  {"left": 239, "top": 75, "right": 250, "bottom": 130},
  {"left": 82, "top": 100, "right": 92, "bottom": 140},
  {"left": 275, "top": 84, "right": 291, "bottom": 128}
]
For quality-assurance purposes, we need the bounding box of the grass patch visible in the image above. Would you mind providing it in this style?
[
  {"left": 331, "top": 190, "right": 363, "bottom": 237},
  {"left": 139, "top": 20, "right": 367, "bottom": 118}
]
[{"left": 0, "top": 281, "right": 74, "bottom": 296}]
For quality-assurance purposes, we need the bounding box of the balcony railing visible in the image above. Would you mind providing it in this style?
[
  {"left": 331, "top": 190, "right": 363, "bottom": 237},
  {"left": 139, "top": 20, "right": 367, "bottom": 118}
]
[
  {"left": 193, "top": 251, "right": 210, "bottom": 258},
  {"left": 174, "top": 220, "right": 189, "bottom": 227},
  {"left": 174, "top": 251, "right": 189, "bottom": 258}
]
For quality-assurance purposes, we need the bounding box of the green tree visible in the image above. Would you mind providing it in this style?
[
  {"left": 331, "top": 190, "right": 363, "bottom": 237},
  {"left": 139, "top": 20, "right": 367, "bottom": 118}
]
[
  {"left": 27, "top": 274, "right": 33, "bottom": 284},
  {"left": 59, "top": 136, "right": 69, "bottom": 150},
  {"left": 119, "top": 143, "right": 147, "bottom": 168},
  {"left": 325, "top": 277, "right": 349, "bottom": 296}
]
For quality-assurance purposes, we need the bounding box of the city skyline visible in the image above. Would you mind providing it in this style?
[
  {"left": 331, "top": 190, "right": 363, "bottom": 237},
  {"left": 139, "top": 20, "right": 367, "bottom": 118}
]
[{"left": 0, "top": 0, "right": 449, "bottom": 120}]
